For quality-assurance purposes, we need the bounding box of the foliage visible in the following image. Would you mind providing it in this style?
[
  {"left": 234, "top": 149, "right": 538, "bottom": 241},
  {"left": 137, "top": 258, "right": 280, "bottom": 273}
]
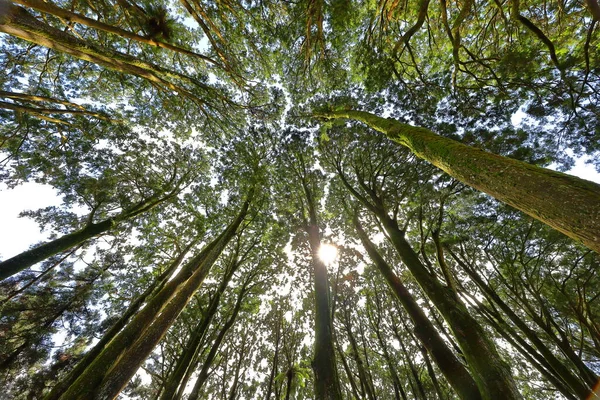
[{"left": 0, "top": 0, "right": 599, "bottom": 399}]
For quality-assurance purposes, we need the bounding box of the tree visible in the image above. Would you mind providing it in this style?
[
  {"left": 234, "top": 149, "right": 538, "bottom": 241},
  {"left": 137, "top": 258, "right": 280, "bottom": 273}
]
[
  {"left": 1, "top": 0, "right": 600, "bottom": 399},
  {"left": 276, "top": 129, "right": 343, "bottom": 399},
  {"left": 316, "top": 109, "right": 600, "bottom": 253}
]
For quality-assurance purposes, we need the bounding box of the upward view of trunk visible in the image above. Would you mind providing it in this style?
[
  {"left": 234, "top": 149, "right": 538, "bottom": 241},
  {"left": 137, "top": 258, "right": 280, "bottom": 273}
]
[
  {"left": 186, "top": 278, "right": 248, "bottom": 400},
  {"left": 317, "top": 109, "right": 600, "bottom": 253},
  {"left": 44, "top": 238, "right": 197, "bottom": 400},
  {"left": 341, "top": 305, "right": 376, "bottom": 400},
  {"left": 378, "top": 215, "right": 521, "bottom": 399},
  {"left": 0, "top": 193, "right": 174, "bottom": 280},
  {"left": 353, "top": 216, "right": 481, "bottom": 400},
  {"left": 159, "top": 256, "right": 240, "bottom": 400},
  {"left": 301, "top": 178, "right": 343, "bottom": 400},
  {"left": 49, "top": 194, "right": 252, "bottom": 400},
  {"left": 448, "top": 248, "right": 595, "bottom": 399},
  {"left": 336, "top": 168, "right": 519, "bottom": 398}
]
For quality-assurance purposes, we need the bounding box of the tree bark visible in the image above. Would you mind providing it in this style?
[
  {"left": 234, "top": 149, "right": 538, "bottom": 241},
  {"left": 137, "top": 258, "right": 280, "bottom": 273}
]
[
  {"left": 354, "top": 216, "right": 481, "bottom": 400},
  {"left": 317, "top": 109, "right": 600, "bottom": 253},
  {"left": 301, "top": 177, "right": 343, "bottom": 400},
  {"left": 52, "top": 194, "right": 252, "bottom": 400},
  {"left": 44, "top": 239, "right": 196, "bottom": 400},
  {"left": 380, "top": 215, "right": 521, "bottom": 399},
  {"left": 187, "top": 277, "right": 250, "bottom": 400},
  {"left": 159, "top": 256, "right": 239, "bottom": 400},
  {"left": 449, "top": 248, "right": 594, "bottom": 399}
]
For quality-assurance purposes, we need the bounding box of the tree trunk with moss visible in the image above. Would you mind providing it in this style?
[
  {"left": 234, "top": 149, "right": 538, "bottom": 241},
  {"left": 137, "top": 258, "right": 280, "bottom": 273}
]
[
  {"left": 44, "top": 238, "right": 197, "bottom": 400},
  {"left": 187, "top": 276, "right": 250, "bottom": 400},
  {"left": 161, "top": 256, "right": 241, "bottom": 400},
  {"left": 379, "top": 215, "right": 521, "bottom": 400},
  {"left": 300, "top": 177, "right": 343, "bottom": 400},
  {"left": 49, "top": 195, "right": 252, "bottom": 400},
  {"left": 317, "top": 109, "right": 600, "bottom": 253},
  {"left": 448, "top": 247, "right": 595, "bottom": 399}
]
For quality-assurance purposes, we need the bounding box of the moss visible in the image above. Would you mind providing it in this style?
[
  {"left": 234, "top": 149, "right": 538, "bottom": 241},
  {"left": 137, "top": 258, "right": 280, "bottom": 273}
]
[{"left": 318, "top": 109, "right": 600, "bottom": 253}]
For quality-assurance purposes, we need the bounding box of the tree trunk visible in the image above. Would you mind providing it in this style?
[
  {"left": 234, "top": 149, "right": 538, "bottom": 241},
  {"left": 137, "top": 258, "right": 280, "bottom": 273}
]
[
  {"left": 0, "top": 220, "right": 112, "bottom": 280},
  {"left": 0, "top": 3, "right": 216, "bottom": 105},
  {"left": 159, "top": 256, "right": 240, "bottom": 400},
  {"left": 392, "top": 322, "right": 427, "bottom": 400},
  {"left": 334, "top": 334, "right": 362, "bottom": 400},
  {"left": 284, "top": 369, "right": 294, "bottom": 400},
  {"left": 52, "top": 195, "right": 252, "bottom": 400},
  {"left": 265, "top": 312, "right": 282, "bottom": 400},
  {"left": 342, "top": 307, "right": 376, "bottom": 400},
  {"left": 0, "top": 193, "right": 171, "bottom": 280},
  {"left": 354, "top": 216, "right": 481, "bottom": 400},
  {"left": 449, "top": 247, "right": 593, "bottom": 399},
  {"left": 378, "top": 215, "right": 521, "bottom": 399},
  {"left": 187, "top": 278, "right": 249, "bottom": 400},
  {"left": 317, "top": 109, "right": 600, "bottom": 253},
  {"left": 301, "top": 179, "right": 343, "bottom": 400},
  {"left": 44, "top": 239, "right": 196, "bottom": 400}
]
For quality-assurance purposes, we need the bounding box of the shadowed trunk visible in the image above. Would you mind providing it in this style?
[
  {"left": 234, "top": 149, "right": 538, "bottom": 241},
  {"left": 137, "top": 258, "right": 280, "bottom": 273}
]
[
  {"left": 354, "top": 215, "right": 481, "bottom": 400},
  {"left": 44, "top": 239, "right": 196, "bottom": 400},
  {"left": 159, "top": 254, "right": 240, "bottom": 400},
  {"left": 50, "top": 194, "right": 252, "bottom": 400},
  {"left": 187, "top": 277, "right": 250, "bottom": 400},
  {"left": 449, "top": 247, "right": 594, "bottom": 399},
  {"left": 299, "top": 174, "right": 342, "bottom": 400}
]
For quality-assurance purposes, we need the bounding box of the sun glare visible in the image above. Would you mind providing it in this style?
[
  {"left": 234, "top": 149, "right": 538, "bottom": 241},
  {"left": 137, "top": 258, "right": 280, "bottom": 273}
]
[{"left": 318, "top": 243, "right": 338, "bottom": 265}]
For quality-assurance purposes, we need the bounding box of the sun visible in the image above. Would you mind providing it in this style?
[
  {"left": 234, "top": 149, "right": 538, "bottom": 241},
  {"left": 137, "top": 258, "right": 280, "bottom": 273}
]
[{"left": 318, "top": 243, "right": 338, "bottom": 265}]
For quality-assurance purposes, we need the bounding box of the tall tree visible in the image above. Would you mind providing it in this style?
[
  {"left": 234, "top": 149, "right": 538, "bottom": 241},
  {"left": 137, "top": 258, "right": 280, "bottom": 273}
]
[{"left": 316, "top": 109, "right": 600, "bottom": 253}]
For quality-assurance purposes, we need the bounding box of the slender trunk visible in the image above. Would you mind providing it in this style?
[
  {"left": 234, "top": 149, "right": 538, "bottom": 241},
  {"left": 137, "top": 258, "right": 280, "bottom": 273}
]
[
  {"left": 392, "top": 322, "right": 427, "bottom": 400},
  {"left": 354, "top": 217, "right": 481, "bottom": 400},
  {"left": 379, "top": 215, "right": 520, "bottom": 399},
  {"left": 371, "top": 317, "right": 405, "bottom": 400},
  {"left": 449, "top": 248, "right": 593, "bottom": 399},
  {"left": 284, "top": 369, "right": 294, "bottom": 400},
  {"left": 0, "top": 3, "right": 217, "bottom": 105},
  {"left": 334, "top": 334, "right": 362, "bottom": 400},
  {"left": 53, "top": 195, "right": 251, "bottom": 400},
  {"left": 420, "top": 346, "right": 445, "bottom": 400},
  {"left": 265, "top": 313, "right": 282, "bottom": 400},
  {"left": 301, "top": 179, "right": 342, "bottom": 400},
  {"left": 0, "top": 220, "right": 112, "bottom": 280},
  {"left": 343, "top": 309, "right": 376, "bottom": 400},
  {"left": 159, "top": 258, "right": 239, "bottom": 400},
  {"left": 227, "top": 336, "right": 246, "bottom": 400},
  {"left": 470, "top": 295, "right": 579, "bottom": 400},
  {"left": 317, "top": 109, "right": 600, "bottom": 253},
  {"left": 187, "top": 280, "right": 249, "bottom": 400},
  {"left": 357, "top": 318, "right": 377, "bottom": 399},
  {"left": 0, "top": 194, "right": 170, "bottom": 280}
]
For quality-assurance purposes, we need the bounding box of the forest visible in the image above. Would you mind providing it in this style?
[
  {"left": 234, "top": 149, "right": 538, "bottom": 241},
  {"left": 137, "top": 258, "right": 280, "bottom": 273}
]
[{"left": 0, "top": 0, "right": 599, "bottom": 399}]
